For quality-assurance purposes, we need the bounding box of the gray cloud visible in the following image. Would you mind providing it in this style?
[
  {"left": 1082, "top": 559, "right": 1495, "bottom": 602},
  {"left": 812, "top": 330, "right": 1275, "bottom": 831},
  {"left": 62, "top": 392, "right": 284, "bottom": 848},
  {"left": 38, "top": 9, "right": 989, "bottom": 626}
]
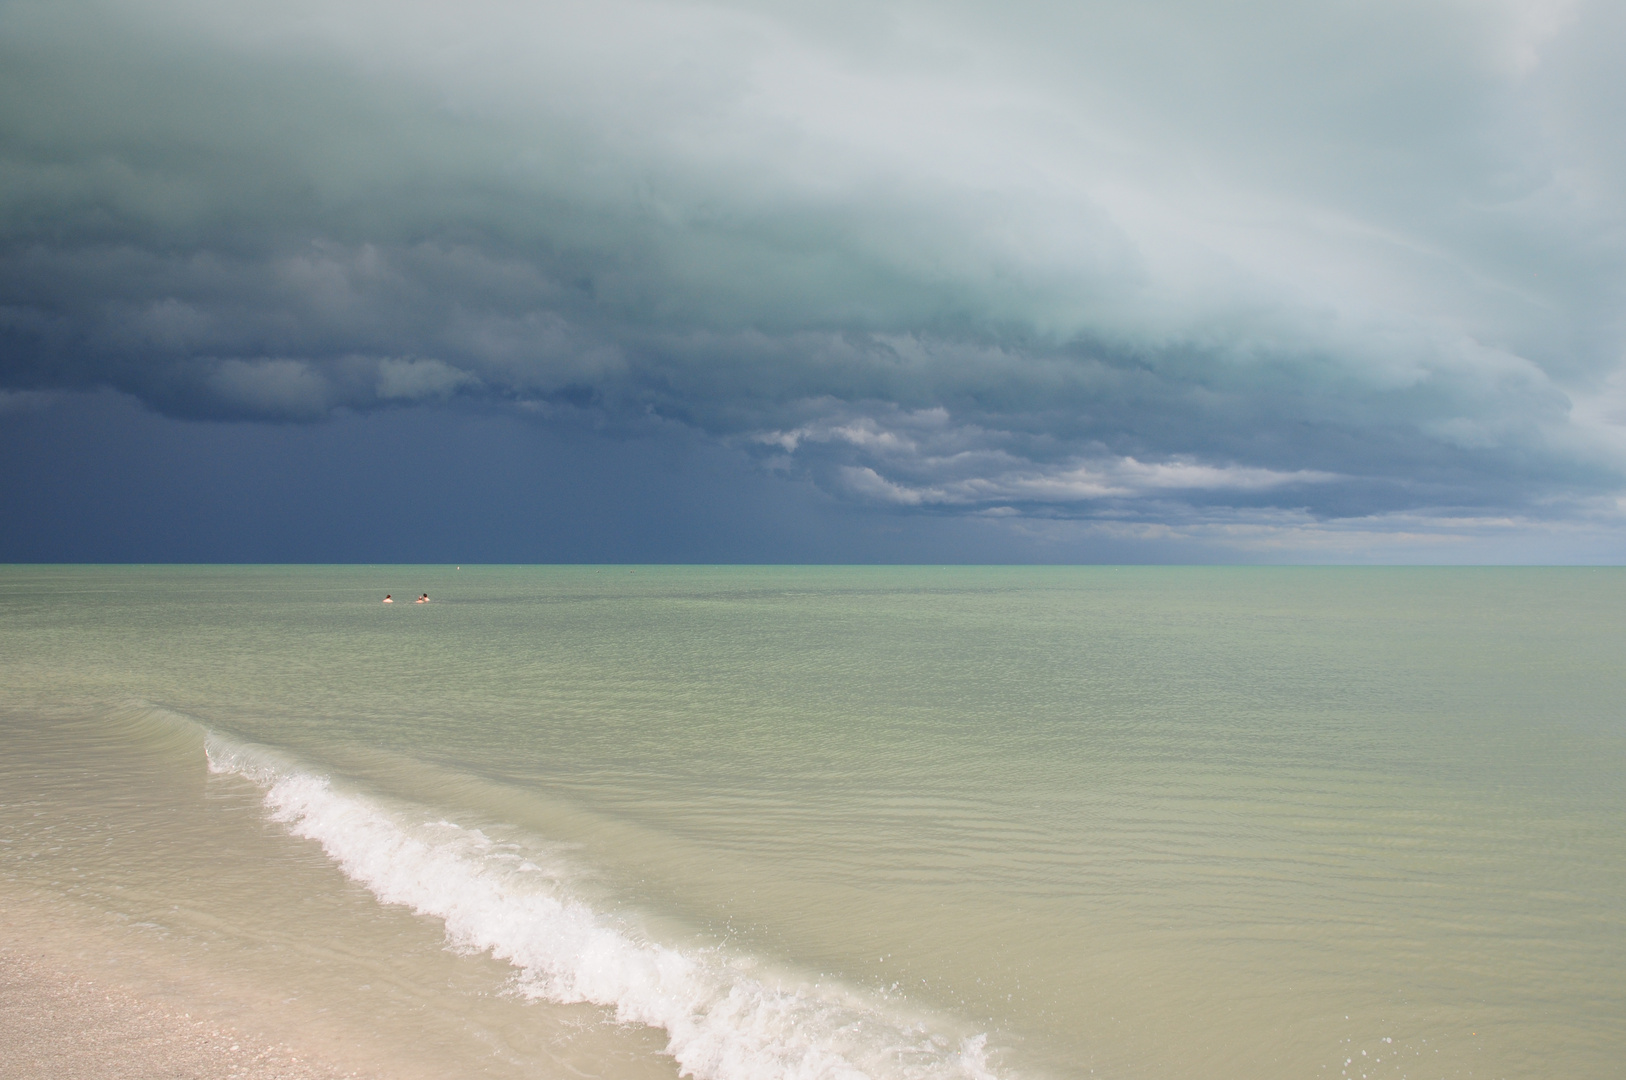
[{"left": 2, "top": 0, "right": 1624, "bottom": 547}]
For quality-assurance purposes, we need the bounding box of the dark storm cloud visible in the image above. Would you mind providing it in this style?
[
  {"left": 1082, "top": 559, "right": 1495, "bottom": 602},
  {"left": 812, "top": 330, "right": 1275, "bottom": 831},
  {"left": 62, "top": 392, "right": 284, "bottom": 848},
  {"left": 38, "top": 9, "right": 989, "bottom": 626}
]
[{"left": 3, "top": 0, "right": 1625, "bottom": 552}]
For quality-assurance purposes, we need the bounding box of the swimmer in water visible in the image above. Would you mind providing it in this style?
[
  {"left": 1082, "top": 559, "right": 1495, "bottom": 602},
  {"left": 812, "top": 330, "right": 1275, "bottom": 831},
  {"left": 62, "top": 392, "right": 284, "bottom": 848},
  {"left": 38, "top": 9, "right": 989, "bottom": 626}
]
[
  {"left": 415, "top": 593, "right": 429, "bottom": 603},
  {"left": 383, "top": 594, "right": 393, "bottom": 603}
]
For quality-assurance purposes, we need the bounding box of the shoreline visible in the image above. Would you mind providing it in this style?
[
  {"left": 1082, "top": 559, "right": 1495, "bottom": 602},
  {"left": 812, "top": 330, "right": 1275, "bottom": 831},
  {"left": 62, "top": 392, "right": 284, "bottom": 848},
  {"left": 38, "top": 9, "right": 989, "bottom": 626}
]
[{"left": 0, "top": 696, "right": 683, "bottom": 1080}]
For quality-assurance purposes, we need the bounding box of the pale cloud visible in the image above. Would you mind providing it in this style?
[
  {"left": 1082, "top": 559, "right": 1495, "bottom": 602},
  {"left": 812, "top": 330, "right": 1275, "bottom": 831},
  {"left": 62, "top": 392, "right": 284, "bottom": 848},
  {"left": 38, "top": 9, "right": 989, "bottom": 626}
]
[
  {"left": 833, "top": 445, "right": 1334, "bottom": 508},
  {"left": 839, "top": 466, "right": 937, "bottom": 506},
  {"left": 757, "top": 404, "right": 1337, "bottom": 513},
  {"left": 375, "top": 358, "right": 477, "bottom": 401},
  {"left": 206, "top": 359, "right": 333, "bottom": 420}
]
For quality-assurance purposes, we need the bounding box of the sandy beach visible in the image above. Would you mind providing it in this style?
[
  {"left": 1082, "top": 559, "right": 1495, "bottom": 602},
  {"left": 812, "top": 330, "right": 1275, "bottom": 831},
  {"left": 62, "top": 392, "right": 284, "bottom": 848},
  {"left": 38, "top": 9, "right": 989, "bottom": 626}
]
[
  {"left": 0, "top": 878, "right": 671, "bottom": 1080},
  {"left": 0, "top": 950, "right": 363, "bottom": 1080},
  {"left": 0, "top": 896, "right": 395, "bottom": 1080}
]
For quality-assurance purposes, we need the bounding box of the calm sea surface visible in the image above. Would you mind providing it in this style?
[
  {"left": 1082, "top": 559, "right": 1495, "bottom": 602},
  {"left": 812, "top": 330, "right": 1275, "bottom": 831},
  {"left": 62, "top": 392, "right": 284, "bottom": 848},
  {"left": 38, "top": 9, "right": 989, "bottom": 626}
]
[{"left": 1, "top": 566, "right": 1622, "bottom": 1080}]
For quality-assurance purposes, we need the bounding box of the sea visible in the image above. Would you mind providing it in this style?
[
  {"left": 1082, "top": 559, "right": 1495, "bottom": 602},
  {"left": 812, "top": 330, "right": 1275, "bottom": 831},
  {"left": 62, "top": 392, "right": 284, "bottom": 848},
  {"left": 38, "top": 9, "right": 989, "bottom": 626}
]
[{"left": 1, "top": 565, "right": 1622, "bottom": 1080}]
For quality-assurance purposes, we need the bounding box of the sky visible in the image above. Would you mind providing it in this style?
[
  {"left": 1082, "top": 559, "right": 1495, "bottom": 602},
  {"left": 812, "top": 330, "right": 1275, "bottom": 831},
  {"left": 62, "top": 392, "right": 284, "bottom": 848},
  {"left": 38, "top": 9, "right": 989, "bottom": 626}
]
[{"left": 3, "top": 0, "right": 1625, "bottom": 562}]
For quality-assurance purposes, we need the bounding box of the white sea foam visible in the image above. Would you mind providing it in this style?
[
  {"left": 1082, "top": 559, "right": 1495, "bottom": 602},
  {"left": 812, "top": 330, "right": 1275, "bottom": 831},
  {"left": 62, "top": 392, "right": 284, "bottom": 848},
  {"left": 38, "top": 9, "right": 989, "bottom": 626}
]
[{"left": 205, "top": 734, "right": 1003, "bottom": 1080}]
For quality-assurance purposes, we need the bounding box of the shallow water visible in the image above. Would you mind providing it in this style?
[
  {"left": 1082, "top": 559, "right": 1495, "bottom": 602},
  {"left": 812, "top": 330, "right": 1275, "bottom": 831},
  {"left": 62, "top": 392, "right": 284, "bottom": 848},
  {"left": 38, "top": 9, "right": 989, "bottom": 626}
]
[{"left": 2, "top": 566, "right": 1622, "bottom": 1079}]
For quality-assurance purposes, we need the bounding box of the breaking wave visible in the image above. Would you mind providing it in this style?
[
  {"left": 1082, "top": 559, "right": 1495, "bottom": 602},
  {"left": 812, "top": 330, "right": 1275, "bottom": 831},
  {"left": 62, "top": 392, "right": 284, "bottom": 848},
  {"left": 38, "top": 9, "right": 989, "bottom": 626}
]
[{"left": 204, "top": 732, "right": 1003, "bottom": 1080}]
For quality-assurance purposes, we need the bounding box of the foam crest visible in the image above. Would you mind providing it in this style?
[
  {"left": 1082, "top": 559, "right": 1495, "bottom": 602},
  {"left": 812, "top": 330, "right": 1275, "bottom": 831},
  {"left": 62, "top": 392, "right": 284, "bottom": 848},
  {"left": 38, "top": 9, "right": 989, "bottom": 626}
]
[{"left": 205, "top": 736, "right": 1003, "bottom": 1080}]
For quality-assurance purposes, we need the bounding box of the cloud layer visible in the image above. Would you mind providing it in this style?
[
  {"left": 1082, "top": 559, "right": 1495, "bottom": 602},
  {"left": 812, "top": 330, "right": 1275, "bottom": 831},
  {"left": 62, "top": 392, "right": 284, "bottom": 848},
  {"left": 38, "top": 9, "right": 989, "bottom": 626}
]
[{"left": 3, "top": 0, "right": 1625, "bottom": 548}]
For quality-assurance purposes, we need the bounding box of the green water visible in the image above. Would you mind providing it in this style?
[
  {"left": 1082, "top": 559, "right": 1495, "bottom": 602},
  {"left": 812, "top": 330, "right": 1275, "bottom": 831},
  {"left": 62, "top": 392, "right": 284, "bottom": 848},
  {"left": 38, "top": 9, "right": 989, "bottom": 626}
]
[{"left": 1, "top": 566, "right": 1623, "bottom": 1079}]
